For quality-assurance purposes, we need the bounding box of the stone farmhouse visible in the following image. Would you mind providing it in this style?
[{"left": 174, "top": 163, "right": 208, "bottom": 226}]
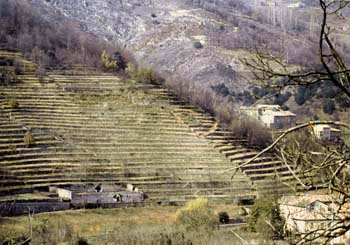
[
  {"left": 240, "top": 104, "right": 296, "bottom": 129},
  {"left": 313, "top": 124, "right": 342, "bottom": 142},
  {"left": 280, "top": 194, "right": 350, "bottom": 244}
]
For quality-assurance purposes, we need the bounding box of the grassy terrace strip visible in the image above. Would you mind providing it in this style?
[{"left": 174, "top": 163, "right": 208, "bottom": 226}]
[{"left": 0, "top": 52, "right": 295, "bottom": 202}]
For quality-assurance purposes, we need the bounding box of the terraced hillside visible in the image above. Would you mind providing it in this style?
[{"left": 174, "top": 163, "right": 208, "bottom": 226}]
[{"left": 0, "top": 51, "right": 296, "bottom": 204}]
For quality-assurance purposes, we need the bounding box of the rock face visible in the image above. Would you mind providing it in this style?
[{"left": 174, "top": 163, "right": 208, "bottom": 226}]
[{"left": 31, "top": 0, "right": 249, "bottom": 94}]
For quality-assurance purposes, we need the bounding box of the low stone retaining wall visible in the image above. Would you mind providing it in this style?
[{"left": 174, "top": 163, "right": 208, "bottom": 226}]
[
  {"left": 0, "top": 201, "right": 144, "bottom": 216},
  {"left": 0, "top": 201, "right": 70, "bottom": 216}
]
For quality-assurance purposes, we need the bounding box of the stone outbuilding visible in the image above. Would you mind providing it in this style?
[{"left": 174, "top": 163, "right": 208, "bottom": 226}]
[
  {"left": 240, "top": 104, "right": 296, "bottom": 129},
  {"left": 313, "top": 124, "right": 342, "bottom": 142}
]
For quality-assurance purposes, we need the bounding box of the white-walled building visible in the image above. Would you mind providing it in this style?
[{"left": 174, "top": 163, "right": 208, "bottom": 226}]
[
  {"left": 313, "top": 124, "right": 342, "bottom": 141},
  {"left": 240, "top": 104, "right": 296, "bottom": 129}
]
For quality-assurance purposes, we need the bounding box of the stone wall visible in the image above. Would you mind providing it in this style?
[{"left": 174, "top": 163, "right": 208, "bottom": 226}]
[
  {"left": 71, "top": 192, "right": 144, "bottom": 204},
  {"left": 0, "top": 201, "right": 145, "bottom": 216},
  {"left": 0, "top": 201, "right": 70, "bottom": 216}
]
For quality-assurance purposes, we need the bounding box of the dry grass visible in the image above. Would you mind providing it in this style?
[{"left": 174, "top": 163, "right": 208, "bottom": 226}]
[
  {"left": 0, "top": 204, "right": 245, "bottom": 243},
  {"left": 0, "top": 204, "right": 240, "bottom": 231}
]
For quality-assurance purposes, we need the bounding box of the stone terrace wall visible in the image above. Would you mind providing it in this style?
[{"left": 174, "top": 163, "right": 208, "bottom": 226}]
[{"left": 0, "top": 201, "right": 144, "bottom": 217}]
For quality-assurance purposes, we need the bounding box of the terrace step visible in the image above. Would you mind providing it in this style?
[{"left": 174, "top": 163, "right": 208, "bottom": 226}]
[{"left": 0, "top": 52, "right": 298, "bottom": 203}]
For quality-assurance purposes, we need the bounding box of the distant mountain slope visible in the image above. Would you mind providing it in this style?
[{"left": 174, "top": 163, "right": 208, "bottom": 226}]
[{"left": 28, "top": 1, "right": 258, "bottom": 93}]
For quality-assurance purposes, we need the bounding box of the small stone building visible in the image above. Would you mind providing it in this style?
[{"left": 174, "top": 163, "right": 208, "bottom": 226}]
[
  {"left": 313, "top": 124, "right": 342, "bottom": 141},
  {"left": 240, "top": 104, "right": 296, "bottom": 129}
]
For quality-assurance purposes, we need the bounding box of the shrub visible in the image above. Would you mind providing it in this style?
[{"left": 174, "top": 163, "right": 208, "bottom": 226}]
[
  {"left": 112, "top": 52, "right": 127, "bottom": 70},
  {"left": 126, "top": 63, "right": 156, "bottom": 83},
  {"left": 125, "top": 63, "right": 138, "bottom": 79},
  {"left": 294, "top": 91, "right": 306, "bottom": 105},
  {"left": 0, "top": 69, "right": 16, "bottom": 85},
  {"left": 248, "top": 198, "right": 285, "bottom": 240},
  {"left": 252, "top": 87, "right": 270, "bottom": 98},
  {"left": 323, "top": 100, "right": 336, "bottom": 115},
  {"left": 175, "top": 198, "right": 218, "bottom": 232},
  {"left": 238, "top": 91, "right": 256, "bottom": 105},
  {"left": 294, "top": 86, "right": 315, "bottom": 106},
  {"left": 322, "top": 86, "right": 338, "bottom": 98},
  {"left": 218, "top": 211, "right": 229, "bottom": 224},
  {"left": 24, "top": 131, "right": 35, "bottom": 147},
  {"left": 193, "top": 41, "right": 203, "bottom": 49},
  {"left": 281, "top": 105, "right": 289, "bottom": 111},
  {"left": 101, "top": 50, "right": 118, "bottom": 71},
  {"left": 273, "top": 92, "right": 291, "bottom": 106},
  {"left": 211, "top": 83, "right": 230, "bottom": 97},
  {"left": 137, "top": 67, "right": 155, "bottom": 83},
  {"left": 77, "top": 237, "right": 89, "bottom": 245},
  {"left": 336, "top": 95, "right": 350, "bottom": 109}
]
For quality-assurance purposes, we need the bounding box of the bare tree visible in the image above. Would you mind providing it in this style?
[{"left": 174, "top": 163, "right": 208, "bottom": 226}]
[{"left": 236, "top": 0, "right": 350, "bottom": 244}]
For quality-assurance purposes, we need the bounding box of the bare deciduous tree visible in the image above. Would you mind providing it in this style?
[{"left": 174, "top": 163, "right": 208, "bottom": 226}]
[{"left": 236, "top": 0, "right": 350, "bottom": 243}]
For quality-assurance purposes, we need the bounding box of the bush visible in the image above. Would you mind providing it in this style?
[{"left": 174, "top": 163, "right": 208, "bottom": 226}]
[
  {"left": 273, "top": 92, "right": 291, "bottom": 106},
  {"left": 336, "top": 95, "right": 350, "bottom": 109},
  {"left": 294, "top": 86, "right": 315, "bottom": 106},
  {"left": 24, "top": 131, "right": 35, "bottom": 147},
  {"left": 248, "top": 198, "right": 285, "bottom": 240},
  {"left": 322, "top": 86, "right": 338, "bottom": 98},
  {"left": 211, "top": 83, "right": 230, "bottom": 97},
  {"left": 281, "top": 105, "right": 289, "bottom": 111},
  {"left": 137, "top": 67, "right": 155, "bottom": 83},
  {"left": 126, "top": 63, "right": 156, "bottom": 83},
  {"left": 238, "top": 91, "right": 256, "bottom": 105},
  {"left": 101, "top": 50, "right": 118, "bottom": 71},
  {"left": 294, "top": 90, "right": 306, "bottom": 105},
  {"left": 175, "top": 198, "right": 218, "bottom": 232},
  {"left": 193, "top": 41, "right": 203, "bottom": 49},
  {"left": 125, "top": 63, "right": 137, "bottom": 79},
  {"left": 77, "top": 237, "right": 89, "bottom": 245},
  {"left": 0, "top": 69, "right": 17, "bottom": 85},
  {"left": 218, "top": 211, "right": 229, "bottom": 224},
  {"left": 252, "top": 87, "right": 270, "bottom": 98},
  {"left": 323, "top": 100, "right": 336, "bottom": 115}
]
